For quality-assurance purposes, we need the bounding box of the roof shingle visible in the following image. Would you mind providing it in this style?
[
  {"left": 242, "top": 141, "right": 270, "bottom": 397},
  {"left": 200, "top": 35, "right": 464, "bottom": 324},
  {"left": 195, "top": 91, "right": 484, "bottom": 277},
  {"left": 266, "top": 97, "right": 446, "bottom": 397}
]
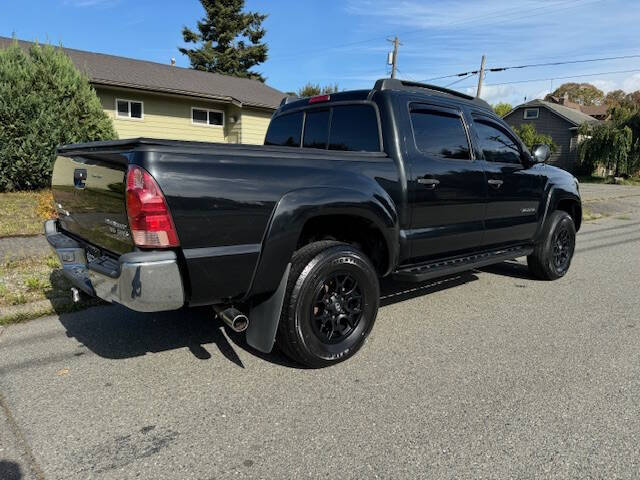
[
  {"left": 509, "top": 99, "right": 600, "bottom": 126},
  {"left": 0, "top": 36, "right": 286, "bottom": 109}
]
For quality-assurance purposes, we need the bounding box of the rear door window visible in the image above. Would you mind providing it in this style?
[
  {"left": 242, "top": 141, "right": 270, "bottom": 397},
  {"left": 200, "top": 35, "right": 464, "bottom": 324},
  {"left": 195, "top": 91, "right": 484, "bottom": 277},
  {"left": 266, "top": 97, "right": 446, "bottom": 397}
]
[
  {"left": 474, "top": 120, "right": 521, "bottom": 164},
  {"left": 265, "top": 112, "right": 303, "bottom": 147},
  {"left": 329, "top": 105, "right": 380, "bottom": 151},
  {"left": 410, "top": 109, "right": 471, "bottom": 160},
  {"left": 303, "top": 110, "right": 330, "bottom": 149}
]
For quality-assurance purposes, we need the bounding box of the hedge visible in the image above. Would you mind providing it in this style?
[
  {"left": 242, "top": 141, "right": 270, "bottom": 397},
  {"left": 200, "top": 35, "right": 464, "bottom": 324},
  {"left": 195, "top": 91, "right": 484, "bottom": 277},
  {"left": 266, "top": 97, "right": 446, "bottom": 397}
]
[{"left": 0, "top": 39, "right": 117, "bottom": 191}]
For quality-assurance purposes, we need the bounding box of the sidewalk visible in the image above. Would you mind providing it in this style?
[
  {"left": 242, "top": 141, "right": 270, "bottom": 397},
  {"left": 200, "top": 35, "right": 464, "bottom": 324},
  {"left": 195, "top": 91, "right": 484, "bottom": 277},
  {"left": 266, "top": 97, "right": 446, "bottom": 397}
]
[{"left": 0, "top": 235, "right": 49, "bottom": 261}]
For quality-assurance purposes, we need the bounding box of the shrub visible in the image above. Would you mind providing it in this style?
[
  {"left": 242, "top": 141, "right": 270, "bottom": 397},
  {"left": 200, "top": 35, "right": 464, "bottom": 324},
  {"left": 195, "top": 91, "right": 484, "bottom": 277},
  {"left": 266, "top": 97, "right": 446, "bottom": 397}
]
[
  {"left": 512, "top": 123, "right": 557, "bottom": 153},
  {"left": 492, "top": 102, "right": 513, "bottom": 117},
  {"left": 0, "top": 39, "right": 117, "bottom": 191}
]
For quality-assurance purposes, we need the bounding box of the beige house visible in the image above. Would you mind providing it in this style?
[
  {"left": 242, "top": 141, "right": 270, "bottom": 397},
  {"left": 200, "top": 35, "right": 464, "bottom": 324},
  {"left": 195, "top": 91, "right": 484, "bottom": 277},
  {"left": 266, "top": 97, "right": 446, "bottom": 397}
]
[{"left": 0, "top": 37, "right": 285, "bottom": 144}]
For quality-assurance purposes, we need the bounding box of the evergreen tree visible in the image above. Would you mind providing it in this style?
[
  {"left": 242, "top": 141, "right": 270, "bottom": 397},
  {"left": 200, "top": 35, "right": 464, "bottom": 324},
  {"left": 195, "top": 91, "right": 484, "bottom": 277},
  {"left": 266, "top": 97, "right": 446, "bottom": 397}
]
[
  {"left": 180, "top": 0, "right": 268, "bottom": 82},
  {"left": 0, "top": 40, "right": 116, "bottom": 191}
]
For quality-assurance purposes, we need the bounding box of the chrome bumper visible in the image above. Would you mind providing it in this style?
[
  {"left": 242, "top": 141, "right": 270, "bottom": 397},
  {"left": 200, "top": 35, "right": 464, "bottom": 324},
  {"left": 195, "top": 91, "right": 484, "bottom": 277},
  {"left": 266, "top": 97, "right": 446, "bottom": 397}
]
[{"left": 44, "top": 220, "right": 184, "bottom": 312}]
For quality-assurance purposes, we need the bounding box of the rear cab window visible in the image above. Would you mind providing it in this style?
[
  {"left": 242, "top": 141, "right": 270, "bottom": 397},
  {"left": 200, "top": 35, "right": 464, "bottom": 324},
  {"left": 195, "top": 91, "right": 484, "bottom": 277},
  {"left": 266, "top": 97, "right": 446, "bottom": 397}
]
[
  {"left": 329, "top": 105, "right": 381, "bottom": 151},
  {"left": 265, "top": 103, "right": 381, "bottom": 152},
  {"left": 303, "top": 110, "right": 330, "bottom": 149},
  {"left": 265, "top": 112, "right": 303, "bottom": 147}
]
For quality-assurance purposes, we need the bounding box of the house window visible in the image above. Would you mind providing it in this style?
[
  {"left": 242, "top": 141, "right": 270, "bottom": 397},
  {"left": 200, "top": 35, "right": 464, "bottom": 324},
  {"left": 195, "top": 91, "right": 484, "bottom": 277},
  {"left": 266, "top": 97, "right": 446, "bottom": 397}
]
[
  {"left": 192, "top": 107, "right": 224, "bottom": 127},
  {"left": 116, "top": 99, "right": 143, "bottom": 119},
  {"left": 524, "top": 108, "right": 539, "bottom": 119},
  {"left": 570, "top": 136, "right": 577, "bottom": 151}
]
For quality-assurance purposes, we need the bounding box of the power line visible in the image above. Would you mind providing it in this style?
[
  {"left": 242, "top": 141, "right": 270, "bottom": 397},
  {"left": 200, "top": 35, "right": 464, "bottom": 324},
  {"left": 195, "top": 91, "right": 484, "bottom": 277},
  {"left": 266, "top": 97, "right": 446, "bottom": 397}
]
[
  {"left": 396, "top": 68, "right": 417, "bottom": 82},
  {"left": 489, "top": 54, "right": 640, "bottom": 72},
  {"left": 453, "top": 68, "right": 640, "bottom": 89},
  {"left": 445, "top": 73, "right": 477, "bottom": 88},
  {"left": 419, "top": 53, "right": 640, "bottom": 84}
]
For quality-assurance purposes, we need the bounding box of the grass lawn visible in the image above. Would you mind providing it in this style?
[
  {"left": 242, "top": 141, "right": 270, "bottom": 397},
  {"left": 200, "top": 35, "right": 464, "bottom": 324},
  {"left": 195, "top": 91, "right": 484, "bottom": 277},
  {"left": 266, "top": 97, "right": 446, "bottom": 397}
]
[
  {"left": 0, "top": 190, "right": 55, "bottom": 237},
  {"left": 0, "top": 253, "right": 101, "bottom": 325}
]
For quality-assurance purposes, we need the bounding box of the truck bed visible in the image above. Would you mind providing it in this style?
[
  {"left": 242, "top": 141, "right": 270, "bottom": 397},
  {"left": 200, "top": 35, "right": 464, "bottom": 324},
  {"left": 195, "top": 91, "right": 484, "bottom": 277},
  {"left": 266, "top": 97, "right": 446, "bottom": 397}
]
[{"left": 52, "top": 137, "right": 396, "bottom": 305}]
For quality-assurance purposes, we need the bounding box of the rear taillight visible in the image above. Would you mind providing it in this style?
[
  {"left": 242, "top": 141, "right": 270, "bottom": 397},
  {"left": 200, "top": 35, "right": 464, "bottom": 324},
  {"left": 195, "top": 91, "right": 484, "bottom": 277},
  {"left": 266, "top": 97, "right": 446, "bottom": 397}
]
[{"left": 126, "top": 165, "right": 179, "bottom": 248}]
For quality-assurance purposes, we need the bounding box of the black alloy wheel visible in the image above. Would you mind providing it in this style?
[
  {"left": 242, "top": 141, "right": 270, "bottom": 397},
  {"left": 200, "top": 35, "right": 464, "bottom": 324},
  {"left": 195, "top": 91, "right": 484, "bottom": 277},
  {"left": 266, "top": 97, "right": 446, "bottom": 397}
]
[
  {"left": 552, "top": 226, "right": 573, "bottom": 272},
  {"left": 276, "top": 241, "right": 380, "bottom": 368},
  {"left": 527, "top": 210, "right": 576, "bottom": 280},
  {"left": 311, "top": 272, "right": 364, "bottom": 344}
]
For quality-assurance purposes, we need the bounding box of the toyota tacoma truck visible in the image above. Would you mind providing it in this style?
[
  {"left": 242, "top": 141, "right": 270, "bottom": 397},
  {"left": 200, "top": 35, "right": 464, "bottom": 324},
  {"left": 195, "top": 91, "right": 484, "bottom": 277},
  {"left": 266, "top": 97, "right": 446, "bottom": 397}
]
[{"left": 46, "top": 79, "right": 581, "bottom": 367}]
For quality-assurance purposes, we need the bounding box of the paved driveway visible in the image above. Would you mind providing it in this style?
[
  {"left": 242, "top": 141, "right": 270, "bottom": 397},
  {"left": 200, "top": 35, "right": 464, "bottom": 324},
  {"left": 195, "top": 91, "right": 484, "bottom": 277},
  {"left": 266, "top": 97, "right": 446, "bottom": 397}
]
[{"left": 1, "top": 190, "right": 639, "bottom": 479}]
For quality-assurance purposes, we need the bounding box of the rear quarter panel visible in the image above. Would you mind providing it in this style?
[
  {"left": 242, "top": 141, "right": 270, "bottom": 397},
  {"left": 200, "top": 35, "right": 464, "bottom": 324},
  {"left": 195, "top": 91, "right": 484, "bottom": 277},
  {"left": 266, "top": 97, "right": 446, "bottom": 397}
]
[{"left": 139, "top": 147, "right": 401, "bottom": 305}]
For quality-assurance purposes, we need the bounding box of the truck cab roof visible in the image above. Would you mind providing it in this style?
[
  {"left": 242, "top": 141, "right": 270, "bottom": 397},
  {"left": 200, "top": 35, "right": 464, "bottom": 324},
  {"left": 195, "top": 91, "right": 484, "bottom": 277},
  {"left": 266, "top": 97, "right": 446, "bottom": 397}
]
[{"left": 277, "top": 78, "right": 492, "bottom": 115}]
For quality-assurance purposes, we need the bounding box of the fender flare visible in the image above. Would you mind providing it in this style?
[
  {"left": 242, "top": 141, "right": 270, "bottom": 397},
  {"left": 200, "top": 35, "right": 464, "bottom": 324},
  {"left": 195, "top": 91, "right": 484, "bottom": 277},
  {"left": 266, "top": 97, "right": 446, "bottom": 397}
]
[
  {"left": 249, "top": 186, "right": 398, "bottom": 299},
  {"left": 245, "top": 186, "right": 398, "bottom": 353},
  {"left": 533, "top": 185, "right": 582, "bottom": 242}
]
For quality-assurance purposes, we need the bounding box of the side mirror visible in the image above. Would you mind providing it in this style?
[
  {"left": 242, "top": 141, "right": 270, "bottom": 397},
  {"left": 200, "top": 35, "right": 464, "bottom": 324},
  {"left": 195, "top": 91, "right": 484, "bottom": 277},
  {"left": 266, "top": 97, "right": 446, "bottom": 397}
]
[{"left": 531, "top": 144, "right": 551, "bottom": 164}]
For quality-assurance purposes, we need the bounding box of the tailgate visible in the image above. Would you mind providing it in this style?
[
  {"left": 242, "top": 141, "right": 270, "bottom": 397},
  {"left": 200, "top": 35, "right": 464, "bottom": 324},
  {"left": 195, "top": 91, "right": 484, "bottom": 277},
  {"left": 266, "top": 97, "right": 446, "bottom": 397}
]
[{"left": 51, "top": 152, "right": 133, "bottom": 255}]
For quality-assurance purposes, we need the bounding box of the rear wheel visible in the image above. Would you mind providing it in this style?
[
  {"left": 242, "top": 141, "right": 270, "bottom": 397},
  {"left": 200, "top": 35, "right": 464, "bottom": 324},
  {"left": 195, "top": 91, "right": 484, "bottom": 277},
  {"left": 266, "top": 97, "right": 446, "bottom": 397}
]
[
  {"left": 276, "top": 241, "right": 380, "bottom": 368},
  {"left": 527, "top": 210, "right": 576, "bottom": 280}
]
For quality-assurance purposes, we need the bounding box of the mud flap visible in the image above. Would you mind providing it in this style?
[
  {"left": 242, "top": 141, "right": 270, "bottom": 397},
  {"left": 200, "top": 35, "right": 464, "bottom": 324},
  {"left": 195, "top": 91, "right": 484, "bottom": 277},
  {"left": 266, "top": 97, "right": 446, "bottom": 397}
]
[{"left": 246, "top": 263, "right": 291, "bottom": 353}]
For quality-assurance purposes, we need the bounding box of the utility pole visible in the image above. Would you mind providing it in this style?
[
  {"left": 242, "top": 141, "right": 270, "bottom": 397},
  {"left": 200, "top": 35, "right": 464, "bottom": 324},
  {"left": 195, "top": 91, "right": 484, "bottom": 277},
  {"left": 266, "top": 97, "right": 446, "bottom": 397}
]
[
  {"left": 476, "top": 54, "right": 486, "bottom": 98},
  {"left": 388, "top": 36, "right": 401, "bottom": 79}
]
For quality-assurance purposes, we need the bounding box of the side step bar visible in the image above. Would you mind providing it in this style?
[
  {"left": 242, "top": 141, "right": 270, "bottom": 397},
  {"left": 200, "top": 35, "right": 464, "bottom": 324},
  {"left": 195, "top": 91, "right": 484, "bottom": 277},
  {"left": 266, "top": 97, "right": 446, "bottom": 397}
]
[{"left": 392, "top": 245, "right": 534, "bottom": 283}]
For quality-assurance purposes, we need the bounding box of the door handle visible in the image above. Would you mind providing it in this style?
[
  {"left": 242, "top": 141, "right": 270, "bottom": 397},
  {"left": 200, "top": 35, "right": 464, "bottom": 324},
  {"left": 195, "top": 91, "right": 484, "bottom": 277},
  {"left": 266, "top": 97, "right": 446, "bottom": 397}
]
[
  {"left": 487, "top": 179, "right": 503, "bottom": 189},
  {"left": 418, "top": 178, "right": 440, "bottom": 189}
]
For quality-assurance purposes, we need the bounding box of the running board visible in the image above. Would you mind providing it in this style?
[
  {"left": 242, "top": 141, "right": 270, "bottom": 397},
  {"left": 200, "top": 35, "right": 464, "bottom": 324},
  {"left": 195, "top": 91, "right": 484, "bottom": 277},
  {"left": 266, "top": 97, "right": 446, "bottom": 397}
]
[{"left": 392, "top": 245, "right": 534, "bottom": 283}]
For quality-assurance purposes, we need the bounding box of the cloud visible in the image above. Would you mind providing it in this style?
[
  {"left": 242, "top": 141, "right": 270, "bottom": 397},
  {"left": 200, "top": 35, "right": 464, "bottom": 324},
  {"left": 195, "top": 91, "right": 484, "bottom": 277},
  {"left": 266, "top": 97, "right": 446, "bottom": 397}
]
[
  {"left": 577, "top": 73, "right": 640, "bottom": 94},
  {"left": 622, "top": 73, "right": 640, "bottom": 92},
  {"left": 591, "top": 79, "right": 618, "bottom": 93},
  {"left": 345, "top": 0, "right": 562, "bottom": 29},
  {"left": 462, "top": 84, "right": 518, "bottom": 104},
  {"left": 283, "top": 0, "right": 640, "bottom": 102}
]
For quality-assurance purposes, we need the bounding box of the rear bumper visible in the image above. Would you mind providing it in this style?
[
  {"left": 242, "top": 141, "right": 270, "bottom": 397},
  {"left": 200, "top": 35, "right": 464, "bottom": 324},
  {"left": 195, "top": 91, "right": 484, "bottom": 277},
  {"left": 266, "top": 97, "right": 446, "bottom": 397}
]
[{"left": 44, "top": 220, "right": 184, "bottom": 312}]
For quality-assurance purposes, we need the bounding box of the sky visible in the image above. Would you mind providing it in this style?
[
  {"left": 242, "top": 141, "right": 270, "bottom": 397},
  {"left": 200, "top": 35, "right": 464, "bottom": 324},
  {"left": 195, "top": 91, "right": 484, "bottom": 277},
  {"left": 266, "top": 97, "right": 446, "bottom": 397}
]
[{"left": 2, "top": 0, "right": 640, "bottom": 106}]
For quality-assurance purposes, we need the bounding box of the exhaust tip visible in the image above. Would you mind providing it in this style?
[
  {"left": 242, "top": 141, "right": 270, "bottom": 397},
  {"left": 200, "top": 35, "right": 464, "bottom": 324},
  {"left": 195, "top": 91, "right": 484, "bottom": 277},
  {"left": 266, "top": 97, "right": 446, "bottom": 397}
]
[
  {"left": 231, "top": 314, "right": 249, "bottom": 333},
  {"left": 71, "top": 287, "right": 80, "bottom": 303},
  {"left": 213, "top": 306, "right": 249, "bottom": 333}
]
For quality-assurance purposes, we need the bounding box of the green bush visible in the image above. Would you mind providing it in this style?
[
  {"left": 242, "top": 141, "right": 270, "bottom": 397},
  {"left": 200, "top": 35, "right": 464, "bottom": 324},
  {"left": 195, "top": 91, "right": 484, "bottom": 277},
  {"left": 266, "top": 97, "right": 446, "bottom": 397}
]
[
  {"left": 0, "top": 39, "right": 117, "bottom": 191},
  {"left": 512, "top": 123, "right": 557, "bottom": 153}
]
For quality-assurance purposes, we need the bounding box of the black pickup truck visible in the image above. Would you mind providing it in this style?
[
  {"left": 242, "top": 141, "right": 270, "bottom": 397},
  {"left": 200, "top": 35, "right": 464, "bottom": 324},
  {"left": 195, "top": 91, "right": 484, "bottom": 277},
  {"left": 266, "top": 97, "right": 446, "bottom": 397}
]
[{"left": 46, "top": 79, "right": 581, "bottom": 367}]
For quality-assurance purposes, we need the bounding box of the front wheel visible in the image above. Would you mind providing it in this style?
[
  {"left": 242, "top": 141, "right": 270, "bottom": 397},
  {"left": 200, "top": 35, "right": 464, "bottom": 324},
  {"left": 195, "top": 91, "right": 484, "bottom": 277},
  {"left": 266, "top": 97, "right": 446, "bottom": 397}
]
[
  {"left": 527, "top": 210, "right": 576, "bottom": 280},
  {"left": 276, "top": 241, "right": 380, "bottom": 368}
]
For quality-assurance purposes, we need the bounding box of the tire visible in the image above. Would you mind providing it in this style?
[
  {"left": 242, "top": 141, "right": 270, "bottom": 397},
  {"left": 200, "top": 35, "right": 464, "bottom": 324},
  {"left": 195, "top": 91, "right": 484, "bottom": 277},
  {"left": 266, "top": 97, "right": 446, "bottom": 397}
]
[
  {"left": 275, "top": 241, "right": 380, "bottom": 368},
  {"left": 527, "top": 210, "right": 576, "bottom": 280}
]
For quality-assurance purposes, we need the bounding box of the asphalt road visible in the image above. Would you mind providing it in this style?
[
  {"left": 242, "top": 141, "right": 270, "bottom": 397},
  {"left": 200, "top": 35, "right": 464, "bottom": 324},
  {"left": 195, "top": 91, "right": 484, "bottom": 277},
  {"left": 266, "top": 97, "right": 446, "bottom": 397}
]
[{"left": 1, "top": 187, "right": 639, "bottom": 479}]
